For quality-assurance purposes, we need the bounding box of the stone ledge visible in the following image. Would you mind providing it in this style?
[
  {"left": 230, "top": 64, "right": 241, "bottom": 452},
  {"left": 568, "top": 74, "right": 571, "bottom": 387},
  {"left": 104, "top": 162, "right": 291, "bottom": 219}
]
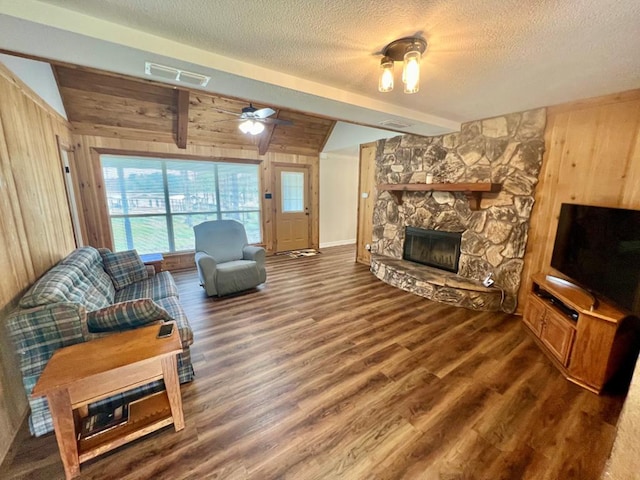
[{"left": 371, "top": 254, "right": 505, "bottom": 312}]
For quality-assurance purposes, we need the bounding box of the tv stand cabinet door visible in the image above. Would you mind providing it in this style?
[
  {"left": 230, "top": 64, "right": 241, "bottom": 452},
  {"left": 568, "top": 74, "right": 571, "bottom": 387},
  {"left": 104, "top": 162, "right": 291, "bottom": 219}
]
[
  {"left": 540, "top": 309, "right": 576, "bottom": 366},
  {"left": 523, "top": 294, "right": 546, "bottom": 337},
  {"left": 568, "top": 315, "right": 618, "bottom": 390}
]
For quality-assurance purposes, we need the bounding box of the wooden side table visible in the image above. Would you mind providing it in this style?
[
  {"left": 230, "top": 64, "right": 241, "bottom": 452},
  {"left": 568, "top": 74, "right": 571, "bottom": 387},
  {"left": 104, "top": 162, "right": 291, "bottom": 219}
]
[
  {"left": 32, "top": 322, "right": 184, "bottom": 479},
  {"left": 140, "top": 252, "right": 164, "bottom": 273}
]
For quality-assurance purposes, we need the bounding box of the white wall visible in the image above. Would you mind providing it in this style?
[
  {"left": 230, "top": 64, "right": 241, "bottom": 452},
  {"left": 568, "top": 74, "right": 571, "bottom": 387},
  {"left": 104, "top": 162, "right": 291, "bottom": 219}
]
[
  {"left": 0, "top": 53, "right": 67, "bottom": 119},
  {"left": 323, "top": 121, "right": 396, "bottom": 154},
  {"left": 319, "top": 152, "right": 359, "bottom": 248}
]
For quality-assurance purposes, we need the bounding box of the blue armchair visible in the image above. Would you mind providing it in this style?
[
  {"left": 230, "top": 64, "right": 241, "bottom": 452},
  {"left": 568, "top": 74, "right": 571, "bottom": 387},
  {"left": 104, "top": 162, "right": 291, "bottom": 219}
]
[{"left": 193, "top": 220, "right": 266, "bottom": 297}]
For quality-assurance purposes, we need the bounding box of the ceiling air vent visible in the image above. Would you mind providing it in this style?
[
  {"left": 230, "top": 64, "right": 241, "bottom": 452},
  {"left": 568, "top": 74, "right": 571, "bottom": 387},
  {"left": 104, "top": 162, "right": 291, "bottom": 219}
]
[
  {"left": 144, "top": 62, "right": 210, "bottom": 87},
  {"left": 379, "top": 119, "right": 413, "bottom": 129}
]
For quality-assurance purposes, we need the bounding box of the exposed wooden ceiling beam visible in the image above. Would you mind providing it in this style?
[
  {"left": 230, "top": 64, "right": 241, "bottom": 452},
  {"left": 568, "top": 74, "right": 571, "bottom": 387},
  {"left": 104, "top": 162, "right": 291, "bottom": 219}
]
[
  {"left": 175, "top": 89, "right": 189, "bottom": 149},
  {"left": 257, "top": 109, "right": 279, "bottom": 156}
]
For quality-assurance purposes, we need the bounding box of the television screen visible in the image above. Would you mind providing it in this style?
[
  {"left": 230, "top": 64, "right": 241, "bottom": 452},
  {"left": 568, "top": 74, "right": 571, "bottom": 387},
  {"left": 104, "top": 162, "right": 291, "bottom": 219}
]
[{"left": 551, "top": 203, "right": 640, "bottom": 316}]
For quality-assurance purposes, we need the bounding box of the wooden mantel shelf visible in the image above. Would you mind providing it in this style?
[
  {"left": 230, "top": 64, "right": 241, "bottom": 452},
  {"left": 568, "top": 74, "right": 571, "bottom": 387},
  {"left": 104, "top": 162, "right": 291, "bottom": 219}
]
[{"left": 378, "top": 182, "right": 501, "bottom": 210}]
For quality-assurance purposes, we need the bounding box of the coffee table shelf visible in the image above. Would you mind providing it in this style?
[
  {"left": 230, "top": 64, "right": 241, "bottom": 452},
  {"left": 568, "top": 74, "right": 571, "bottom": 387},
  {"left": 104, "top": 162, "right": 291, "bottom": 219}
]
[{"left": 78, "top": 391, "right": 173, "bottom": 462}]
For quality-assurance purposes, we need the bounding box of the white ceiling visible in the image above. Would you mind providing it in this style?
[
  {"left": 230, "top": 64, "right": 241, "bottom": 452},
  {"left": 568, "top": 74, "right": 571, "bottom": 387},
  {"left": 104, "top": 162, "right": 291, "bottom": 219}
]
[{"left": 1, "top": 0, "right": 639, "bottom": 138}]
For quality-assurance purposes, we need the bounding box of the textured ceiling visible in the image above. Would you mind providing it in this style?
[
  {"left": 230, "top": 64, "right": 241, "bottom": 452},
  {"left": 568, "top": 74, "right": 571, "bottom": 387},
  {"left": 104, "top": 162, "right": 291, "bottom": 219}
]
[{"left": 2, "top": 0, "right": 640, "bottom": 134}]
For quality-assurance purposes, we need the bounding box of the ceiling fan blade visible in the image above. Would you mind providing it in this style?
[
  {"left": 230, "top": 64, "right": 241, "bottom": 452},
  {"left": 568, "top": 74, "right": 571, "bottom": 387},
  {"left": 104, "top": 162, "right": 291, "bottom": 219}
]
[
  {"left": 260, "top": 117, "right": 293, "bottom": 126},
  {"left": 253, "top": 107, "right": 276, "bottom": 118},
  {"left": 210, "top": 118, "right": 243, "bottom": 124}
]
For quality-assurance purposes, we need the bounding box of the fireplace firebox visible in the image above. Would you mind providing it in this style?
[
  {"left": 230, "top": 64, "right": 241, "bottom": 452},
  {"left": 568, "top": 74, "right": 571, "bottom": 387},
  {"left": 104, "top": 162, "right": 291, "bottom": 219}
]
[{"left": 403, "top": 227, "right": 462, "bottom": 273}]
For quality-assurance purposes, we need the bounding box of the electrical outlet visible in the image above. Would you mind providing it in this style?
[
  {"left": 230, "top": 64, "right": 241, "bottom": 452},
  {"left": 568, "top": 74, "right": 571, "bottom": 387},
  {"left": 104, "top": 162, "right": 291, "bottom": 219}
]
[{"left": 482, "top": 273, "right": 494, "bottom": 288}]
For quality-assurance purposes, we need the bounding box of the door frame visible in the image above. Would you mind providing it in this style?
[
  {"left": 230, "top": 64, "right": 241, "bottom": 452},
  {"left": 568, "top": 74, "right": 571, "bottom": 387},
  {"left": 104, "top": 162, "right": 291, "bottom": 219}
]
[
  {"left": 56, "top": 136, "right": 85, "bottom": 247},
  {"left": 272, "top": 162, "right": 312, "bottom": 252}
]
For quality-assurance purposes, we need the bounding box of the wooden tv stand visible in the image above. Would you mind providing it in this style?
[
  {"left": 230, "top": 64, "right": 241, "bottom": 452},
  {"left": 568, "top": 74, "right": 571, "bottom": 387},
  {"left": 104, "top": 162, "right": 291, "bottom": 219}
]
[{"left": 523, "top": 273, "right": 637, "bottom": 393}]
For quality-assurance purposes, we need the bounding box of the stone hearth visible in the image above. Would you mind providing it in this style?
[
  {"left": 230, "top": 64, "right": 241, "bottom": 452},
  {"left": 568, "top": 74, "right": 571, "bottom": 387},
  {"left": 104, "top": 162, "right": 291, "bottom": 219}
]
[
  {"left": 372, "top": 108, "right": 546, "bottom": 313},
  {"left": 371, "top": 254, "right": 502, "bottom": 311}
]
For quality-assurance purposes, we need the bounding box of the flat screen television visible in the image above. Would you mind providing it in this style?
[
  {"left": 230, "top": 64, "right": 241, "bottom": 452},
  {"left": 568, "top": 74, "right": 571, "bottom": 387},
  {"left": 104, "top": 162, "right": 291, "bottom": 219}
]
[{"left": 551, "top": 203, "right": 640, "bottom": 316}]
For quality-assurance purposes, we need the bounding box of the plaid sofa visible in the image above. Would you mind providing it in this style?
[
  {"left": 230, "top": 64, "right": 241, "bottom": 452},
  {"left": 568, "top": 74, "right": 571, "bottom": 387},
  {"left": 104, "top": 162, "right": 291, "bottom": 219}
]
[{"left": 7, "top": 246, "right": 195, "bottom": 437}]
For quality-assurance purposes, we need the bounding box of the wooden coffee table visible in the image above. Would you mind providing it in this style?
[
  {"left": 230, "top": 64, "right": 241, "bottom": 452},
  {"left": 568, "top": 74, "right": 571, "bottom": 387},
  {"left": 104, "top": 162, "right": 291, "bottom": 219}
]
[{"left": 32, "top": 322, "right": 185, "bottom": 479}]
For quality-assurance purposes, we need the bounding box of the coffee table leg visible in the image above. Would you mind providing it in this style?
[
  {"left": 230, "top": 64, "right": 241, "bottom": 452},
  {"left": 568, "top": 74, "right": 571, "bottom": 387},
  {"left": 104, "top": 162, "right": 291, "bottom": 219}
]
[
  {"left": 48, "top": 389, "right": 80, "bottom": 479},
  {"left": 161, "top": 355, "right": 185, "bottom": 431}
]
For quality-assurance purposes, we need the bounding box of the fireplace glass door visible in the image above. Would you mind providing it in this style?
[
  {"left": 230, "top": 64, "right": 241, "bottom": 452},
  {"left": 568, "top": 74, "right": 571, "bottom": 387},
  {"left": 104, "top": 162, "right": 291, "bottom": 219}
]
[{"left": 403, "top": 227, "right": 462, "bottom": 273}]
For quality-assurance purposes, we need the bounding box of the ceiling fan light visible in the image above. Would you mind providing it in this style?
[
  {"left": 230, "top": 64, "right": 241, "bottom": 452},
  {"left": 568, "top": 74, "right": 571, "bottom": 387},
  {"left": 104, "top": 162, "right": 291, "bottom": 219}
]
[
  {"left": 250, "top": 121, "right": 265, "bottom": 135},
  {"left": 403, "top": 47, "right": 421, "bottom": 94},
  {"left": 239, "top": 119, "right": 254, "bottom": 134},
  {"left": 378, "top": 56, "right": 394, "bottom": 93}
]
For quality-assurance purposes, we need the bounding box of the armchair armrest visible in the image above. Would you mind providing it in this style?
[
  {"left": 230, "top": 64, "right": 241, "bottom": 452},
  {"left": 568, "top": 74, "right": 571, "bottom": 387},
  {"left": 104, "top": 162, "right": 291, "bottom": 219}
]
[
  {"left": 243, "top": 245, "right": 265, "bottom": 268},
  {"left": 195, "top": 251, "right": 219, "bottom": 296}
]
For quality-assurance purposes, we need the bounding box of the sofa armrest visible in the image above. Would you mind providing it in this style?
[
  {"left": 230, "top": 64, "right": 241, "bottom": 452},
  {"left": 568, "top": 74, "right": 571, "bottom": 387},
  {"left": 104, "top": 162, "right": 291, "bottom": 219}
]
[
  {"left": 7, "top": 303, "right": 87, "bottom": 381},
  {"left": 243, "top": 245, "right": 265, "bottom": 268}
]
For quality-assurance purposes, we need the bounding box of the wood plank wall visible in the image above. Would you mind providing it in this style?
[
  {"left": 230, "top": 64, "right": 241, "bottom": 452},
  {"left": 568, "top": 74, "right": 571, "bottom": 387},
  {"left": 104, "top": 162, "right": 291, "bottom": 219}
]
[
  {"left": 0, "top": 62, "right": 75, "bottom": 463},
  {"left": 518, "top": 89, "right": 640, "bottom": 313},
  {"left": 356, "top": 142, "right": 377, "bottom": 265},
  {"left": 69, "top": 135, "right": 320, "bottom": 267}
]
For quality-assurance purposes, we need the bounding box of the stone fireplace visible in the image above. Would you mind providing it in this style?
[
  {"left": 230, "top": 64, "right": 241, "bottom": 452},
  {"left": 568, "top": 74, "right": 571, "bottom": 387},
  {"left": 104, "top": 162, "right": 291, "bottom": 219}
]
[
  {"left": 370, "top": 108, "right": 546, "bottom": 313},
  {"left": 403, "top": 227, "right": 462, "bottom": 273}
]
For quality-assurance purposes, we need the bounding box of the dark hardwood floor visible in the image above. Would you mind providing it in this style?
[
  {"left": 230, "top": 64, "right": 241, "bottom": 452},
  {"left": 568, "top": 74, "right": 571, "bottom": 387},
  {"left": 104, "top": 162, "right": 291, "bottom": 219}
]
[{"left": 2, "top": 245, "right": 626, "bottom": 479}]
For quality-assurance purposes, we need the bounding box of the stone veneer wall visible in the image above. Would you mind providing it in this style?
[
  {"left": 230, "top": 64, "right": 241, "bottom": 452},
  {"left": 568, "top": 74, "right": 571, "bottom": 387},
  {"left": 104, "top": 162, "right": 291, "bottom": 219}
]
[{"left": 372, "top": 108, "right": 546, "bottom": 312}]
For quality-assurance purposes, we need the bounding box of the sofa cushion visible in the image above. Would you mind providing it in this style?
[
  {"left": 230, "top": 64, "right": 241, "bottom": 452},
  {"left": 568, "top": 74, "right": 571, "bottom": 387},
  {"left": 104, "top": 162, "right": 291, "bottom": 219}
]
[
  {"left": 19, "top": 263, "right": 112, "bottom": 311},
  {"left": 114, "top": 271, "right": 179, "bottom": 303},
  {"left": 60, "top": 247, "right": 115, "bottom": 303},
  {"left": 101, "top": 250, "right": 148, "bottom": 290},
  {"left": 87, "top": 299, "right": 172, "bottom": 333}
]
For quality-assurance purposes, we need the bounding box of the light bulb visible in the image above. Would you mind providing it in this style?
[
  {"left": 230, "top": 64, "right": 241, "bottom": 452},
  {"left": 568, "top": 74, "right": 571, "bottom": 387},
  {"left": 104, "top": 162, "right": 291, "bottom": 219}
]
[
  {"left": 250, "top": 121, "right": 265, "bottom": 135},
  {"left": 378, "top": 56, "right": 394, "bottom": 93},
  {"left": 239, "top": 120, "right": 253, "bottom": 134},
  {"left": 403, "top": 48, "right": 421, "bottom": 94}
]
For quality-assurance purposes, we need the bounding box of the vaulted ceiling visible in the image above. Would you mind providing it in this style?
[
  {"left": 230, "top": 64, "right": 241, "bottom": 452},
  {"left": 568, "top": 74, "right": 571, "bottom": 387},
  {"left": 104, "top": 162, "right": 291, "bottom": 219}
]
[{"left": 54, "top": 65, "right": 336, "bottom": 156}]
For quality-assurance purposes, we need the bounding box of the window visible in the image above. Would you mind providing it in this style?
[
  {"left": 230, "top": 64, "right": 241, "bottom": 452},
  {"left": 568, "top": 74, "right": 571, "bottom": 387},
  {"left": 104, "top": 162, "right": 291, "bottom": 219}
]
[
  {"left": 281, "top": 171, "right": 304, "bottom": 212},
  {"left": 102, "top": 156, "right": 261, "bottom": 254}
]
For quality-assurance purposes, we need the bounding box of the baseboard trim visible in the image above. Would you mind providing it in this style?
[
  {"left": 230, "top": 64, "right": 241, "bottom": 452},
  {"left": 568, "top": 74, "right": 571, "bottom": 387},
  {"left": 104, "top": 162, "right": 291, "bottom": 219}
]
[{"left": 319, "top": 239, "right": 356, "bottom": 248}]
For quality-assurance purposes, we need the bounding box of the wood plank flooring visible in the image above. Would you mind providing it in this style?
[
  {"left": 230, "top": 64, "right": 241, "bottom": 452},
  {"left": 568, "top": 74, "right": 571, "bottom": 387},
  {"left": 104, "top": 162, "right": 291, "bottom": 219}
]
[{"left": 2, "top": 245, "right": 626, "bottom": 479}]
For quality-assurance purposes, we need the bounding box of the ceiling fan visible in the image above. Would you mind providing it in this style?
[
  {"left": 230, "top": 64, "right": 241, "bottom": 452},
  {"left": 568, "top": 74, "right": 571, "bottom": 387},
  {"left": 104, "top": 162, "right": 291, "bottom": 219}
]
[{"left": 214, "top": 103, "right": 293, "bottom": 135}]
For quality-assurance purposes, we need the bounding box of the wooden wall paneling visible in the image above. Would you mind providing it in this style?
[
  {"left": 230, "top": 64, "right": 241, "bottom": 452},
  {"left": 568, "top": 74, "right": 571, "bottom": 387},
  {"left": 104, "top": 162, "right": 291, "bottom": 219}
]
[
  {"left": 0, "top": 104, "right": 34, "bottom": 303},
  {"left": 519, "top": 90, "right": 640, "bottom": 313},
  {"left": 2, "top": 86, "right": 74, "bottom": 274},
  {"left": 310, "top": 155, "right": 320, "bottom": 250},
  {"left": 0, "top": 61, "right": 75, "bottom": 464},
  {"left": 70, "top": 123, "right": 176, "bottom": 144},
  {"left": 54, "top": 66, "right": 175, "bottom": 103},
  {"left": 620, "top": 122, "right": 640, "bottom": 205},
  {"left": 356, "top": 142, "right": 377, "bottom": 264},
  {"left": 261, "top": 156, "right": 274, "bottom": 252},
  {"left": 163, "top": 253, "right": 196, "bottom": 271},
  {"left": 61, "top": 88, "right": 174, "bottom": 133}
]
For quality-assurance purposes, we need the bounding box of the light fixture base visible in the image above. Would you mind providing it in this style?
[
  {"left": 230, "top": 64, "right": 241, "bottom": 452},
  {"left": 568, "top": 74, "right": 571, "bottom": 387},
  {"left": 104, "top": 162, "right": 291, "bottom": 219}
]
[{"left": 382, "top": 37, "right": 427, "bottom": 61}]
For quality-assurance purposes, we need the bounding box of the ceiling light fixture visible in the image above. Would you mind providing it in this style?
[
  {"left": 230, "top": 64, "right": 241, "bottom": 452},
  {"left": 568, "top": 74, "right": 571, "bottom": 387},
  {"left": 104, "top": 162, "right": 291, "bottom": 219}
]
[
  {"left": 239, "top": 119, "right": 265, "bottom": 135},
  {"left": 378, "top": 37, "right": 427, "bottom": 94}
]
